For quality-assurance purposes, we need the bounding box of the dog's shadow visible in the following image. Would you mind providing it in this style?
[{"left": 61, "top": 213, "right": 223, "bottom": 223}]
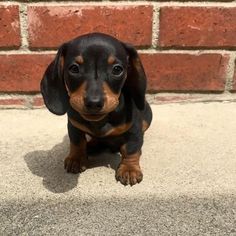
[{"left": 24, "top": 136, "right": 121, "bottom": 193}]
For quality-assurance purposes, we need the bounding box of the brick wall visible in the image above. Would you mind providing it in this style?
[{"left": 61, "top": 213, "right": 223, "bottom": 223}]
[{"left": 0, "top": 1, "right": 236, "bottom": 108}]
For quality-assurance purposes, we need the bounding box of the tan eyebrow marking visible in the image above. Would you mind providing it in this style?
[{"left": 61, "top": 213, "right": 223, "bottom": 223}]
[
  {"left": 108, "top": 55, "right": 116, "bottom": 64},
  {"left": 75, "top": 55, "right": 84, "bottom": 64}
]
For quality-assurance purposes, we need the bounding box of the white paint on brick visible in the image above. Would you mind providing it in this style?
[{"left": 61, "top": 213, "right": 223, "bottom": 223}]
[
  {"left": 28, "top": 2, "right": 152, "bottom": 7},
  {"left": 0, "top": 49, "right": 234, "bottom": 56},
  {"left": 19, "top": 3, "right": 29, "bottom": 50},
  {"left": 27, "top": 7, "right": 42, "bottom": 29},
  {"left": 0, "top": 50, "right": 57, "bottom": 55},
  {"left": 2, "top": 1, "right": 236, "bottom": 7},
  {"left": 0, "top": 0, "right": 236, "bottom": 101},
  {"left": 46, "top": 6, "right": 84, "bottom": 17},
  {"left": 1, "top": 93, "right": 236, "bottom": 110},
  {"left": 154, "top": 2, "right": 236, "bottom": 7},
  {"left": 147, "top": 93, "right": 236, "bottom": 105},
  {"left": 0, "top": 94, "right": 29, "bottom": 100},
  {"left": 139, "top": 49, "right": 236, "bottom": 55},
  {"left": 187, "top": 25, "right": 201, "bottom": 31},
  {"left": 151, "top": 6, "right": 159, "bottom": 48},
  {"left": 0, "top": 2, "right": 19, "bottom": 7},
  {"left": 26, "top": 1, "right": 236, "bottom": 8},
  {"left": 0, "top": 94, "right": 42, "bottom": 109},
  {"left": 10, "top": 20, "right": 19, "bottom": 32},
  {"left": 225, "top": 52, "right": 236, "bottom": 91}
]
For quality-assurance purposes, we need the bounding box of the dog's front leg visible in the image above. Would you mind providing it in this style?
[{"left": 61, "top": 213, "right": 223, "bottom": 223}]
[
  {"left": 64, "top": 121, "right": 88, "bottom": 174},
  {"left": 116, "top": 131, "right": 144, "bottom": 186}
]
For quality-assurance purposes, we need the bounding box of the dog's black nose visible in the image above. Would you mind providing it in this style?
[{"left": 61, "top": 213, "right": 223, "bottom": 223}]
[{"left": 84, "top": 96, "right": 104, "bottom": 113}]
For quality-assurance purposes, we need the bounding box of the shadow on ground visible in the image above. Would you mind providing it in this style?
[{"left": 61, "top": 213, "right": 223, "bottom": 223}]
[{"left": 24, "top": 135, "right": 121, "bottom": 193}]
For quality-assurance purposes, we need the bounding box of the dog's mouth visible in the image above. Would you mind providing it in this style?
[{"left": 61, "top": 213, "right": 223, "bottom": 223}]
[
  {"left": 80, "top": 113, "right": 107, "bottom": 121},
  {"left": 69, "top": 102, "right": 107, "bottom": 121}
]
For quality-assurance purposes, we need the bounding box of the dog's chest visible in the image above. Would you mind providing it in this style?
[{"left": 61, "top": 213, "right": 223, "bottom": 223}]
[{"left": 69, "top": 117, "right": 131, "bottom": 137}]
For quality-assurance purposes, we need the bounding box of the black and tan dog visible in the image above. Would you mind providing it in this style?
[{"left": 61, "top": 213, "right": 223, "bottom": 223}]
[{"left": 41, "top": 33, "right": 152, "bottom": 186}]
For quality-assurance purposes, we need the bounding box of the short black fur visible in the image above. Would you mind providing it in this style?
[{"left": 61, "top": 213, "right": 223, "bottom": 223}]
[{"left": 40, "top": 32, "right": 153, "bottom": 186}]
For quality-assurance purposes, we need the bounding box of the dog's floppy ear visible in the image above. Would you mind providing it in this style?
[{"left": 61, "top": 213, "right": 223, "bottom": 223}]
[
  {"left": 122, "top": 43, "right": 147, "bottom": 110},
  {"left": 40, "top": 43, "right": 69, "bottom": 115}
]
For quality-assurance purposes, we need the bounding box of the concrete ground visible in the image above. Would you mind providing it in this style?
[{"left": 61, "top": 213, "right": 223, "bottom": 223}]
[{"left": 0, "top": 102, "right": 236, "bottom": 235}]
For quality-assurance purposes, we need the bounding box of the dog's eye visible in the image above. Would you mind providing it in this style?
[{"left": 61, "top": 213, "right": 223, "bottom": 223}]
[
  {"left": 112, "top": 65, "right": 124, "bottom": 77},
  {"left": 69, "top": 64, "right": 80, "bottom": 74}
]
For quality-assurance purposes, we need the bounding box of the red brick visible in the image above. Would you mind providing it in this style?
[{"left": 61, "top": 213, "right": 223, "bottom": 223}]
[
  {"left": 0, "top": 53, "right": 229, "bottom": 93},
  {"left": 32, "top": 96, "right": 45, "bottom": 107},
  {"left": 0, "top": 5, "right": 21, "bottom": 48},
  {"left": 160, "top": 7, "right": 236, "bottom": 48},
  {"left": 0, "top": 98, "right": 25, "bottom": 106},
  {"left": 140, "top": 53, "right": 229, "bottom": 92},
  {"left": 28, "top": 5, "right": 152, "bottom": 49},
  {"left": 0, "top": 54, "right": 54, "bottom": 92}
]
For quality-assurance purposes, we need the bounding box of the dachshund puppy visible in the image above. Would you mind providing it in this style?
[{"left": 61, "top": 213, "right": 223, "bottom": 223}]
[{"left": 41, "top": 33, "right": 152, "bottom": 186}]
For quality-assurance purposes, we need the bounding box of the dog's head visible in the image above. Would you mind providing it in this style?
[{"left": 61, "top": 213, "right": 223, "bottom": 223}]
[{"left": 41, "top": 33, "right": 147, "bottom": 121}]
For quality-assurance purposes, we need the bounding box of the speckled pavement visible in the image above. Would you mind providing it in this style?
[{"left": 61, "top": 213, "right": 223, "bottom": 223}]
[{"left": 0, "top": 103, "right": 236, "bottom": 235}]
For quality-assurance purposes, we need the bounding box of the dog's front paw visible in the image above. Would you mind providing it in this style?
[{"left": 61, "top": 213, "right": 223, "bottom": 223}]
[
  {"left": 116, "top": 163, "right": 143, "bottom": 186},
  {"left": 64, "top": 156, "right": 88, "bottom": 174}
]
